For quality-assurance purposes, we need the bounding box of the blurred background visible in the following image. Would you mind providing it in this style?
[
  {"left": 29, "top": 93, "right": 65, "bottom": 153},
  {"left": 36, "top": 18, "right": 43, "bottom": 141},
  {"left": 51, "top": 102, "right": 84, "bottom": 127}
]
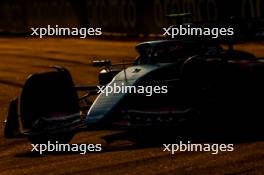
[{"left": 0, "top": 0, "right": 263, "bottom": 36}]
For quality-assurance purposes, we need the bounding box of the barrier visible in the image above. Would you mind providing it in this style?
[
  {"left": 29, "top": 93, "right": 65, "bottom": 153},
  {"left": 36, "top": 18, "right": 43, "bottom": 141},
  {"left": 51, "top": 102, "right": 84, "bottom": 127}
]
[{"left": 0, "top": 0, "right": 263, "bottom": 35}]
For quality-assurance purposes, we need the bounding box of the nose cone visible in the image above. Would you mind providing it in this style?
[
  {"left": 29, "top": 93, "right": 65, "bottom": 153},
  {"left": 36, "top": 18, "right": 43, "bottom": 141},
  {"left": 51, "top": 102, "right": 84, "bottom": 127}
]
[{"left": 85, "top": 65, "right": 160, "bottom": 125}]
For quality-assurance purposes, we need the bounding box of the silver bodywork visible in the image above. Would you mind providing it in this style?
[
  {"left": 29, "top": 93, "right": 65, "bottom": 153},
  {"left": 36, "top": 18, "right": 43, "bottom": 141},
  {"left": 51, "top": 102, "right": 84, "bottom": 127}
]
[{"left": 85, "top": 64, "right": 165, "bottom": 124}]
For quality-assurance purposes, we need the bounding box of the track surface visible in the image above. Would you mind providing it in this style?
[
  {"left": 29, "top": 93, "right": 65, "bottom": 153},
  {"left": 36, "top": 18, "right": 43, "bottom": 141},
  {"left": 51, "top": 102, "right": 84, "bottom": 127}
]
[{"left": 0, "top": 38, "right": 263, "bottom": 175}]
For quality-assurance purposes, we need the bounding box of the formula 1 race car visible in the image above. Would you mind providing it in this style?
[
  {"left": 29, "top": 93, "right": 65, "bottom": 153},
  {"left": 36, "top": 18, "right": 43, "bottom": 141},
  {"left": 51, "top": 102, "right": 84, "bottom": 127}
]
[{"left": 4, "top": 19, "right": 264, "bottom": 144}]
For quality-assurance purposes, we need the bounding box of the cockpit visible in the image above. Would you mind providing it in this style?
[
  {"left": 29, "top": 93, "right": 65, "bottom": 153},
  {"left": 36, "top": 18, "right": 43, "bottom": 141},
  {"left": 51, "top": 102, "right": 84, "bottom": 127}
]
[{"left": 134, "top": 40, "right": 213, "bottom": 65}]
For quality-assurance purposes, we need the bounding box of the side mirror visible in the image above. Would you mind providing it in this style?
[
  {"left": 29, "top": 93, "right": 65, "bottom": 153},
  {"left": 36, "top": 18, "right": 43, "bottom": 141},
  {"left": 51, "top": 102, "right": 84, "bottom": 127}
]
[{"left": 92, "top": 60, "right": 111, "bottom": 67}]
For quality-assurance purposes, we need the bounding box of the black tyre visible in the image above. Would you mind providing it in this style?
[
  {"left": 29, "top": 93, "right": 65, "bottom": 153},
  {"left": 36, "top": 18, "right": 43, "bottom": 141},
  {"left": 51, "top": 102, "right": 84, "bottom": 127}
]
[{"left": 20, "top": 67, "right": 79, "bottom": 144}]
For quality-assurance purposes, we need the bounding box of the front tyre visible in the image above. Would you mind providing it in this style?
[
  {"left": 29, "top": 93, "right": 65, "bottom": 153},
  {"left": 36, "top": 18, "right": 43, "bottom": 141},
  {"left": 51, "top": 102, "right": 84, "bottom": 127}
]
[{"left": 20, "top": 67, "right": 80, "bottom": 144}]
